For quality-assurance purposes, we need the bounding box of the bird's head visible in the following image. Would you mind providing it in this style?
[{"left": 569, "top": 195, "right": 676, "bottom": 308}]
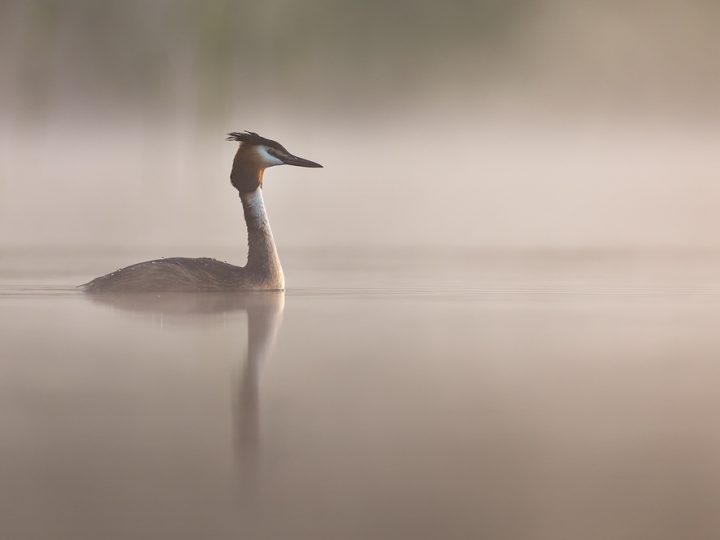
[{"left": 227, "top": 131, "right": 322, "bottom": 194}]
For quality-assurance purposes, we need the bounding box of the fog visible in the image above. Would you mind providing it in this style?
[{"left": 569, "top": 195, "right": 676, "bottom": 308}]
[
  {"left": 5, "top": 4, "right": 720, "bottom": 538},
  {"left": 2, "top": 0, "right": 720, "bottom": 251}
]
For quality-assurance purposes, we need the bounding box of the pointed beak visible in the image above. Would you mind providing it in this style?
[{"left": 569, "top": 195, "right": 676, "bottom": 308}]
[{"left": 280, "top": 153, "right": 323, "bottom": 168}]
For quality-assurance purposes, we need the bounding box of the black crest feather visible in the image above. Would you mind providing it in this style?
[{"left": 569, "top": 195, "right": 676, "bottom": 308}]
[{"left": 226, "top": 131, "right": 288, "bottom": 152}]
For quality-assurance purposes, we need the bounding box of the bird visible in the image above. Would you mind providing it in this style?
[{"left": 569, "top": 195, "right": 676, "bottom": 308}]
[{"left": 81, "top": 131, "right": 322, "bottom": 293}]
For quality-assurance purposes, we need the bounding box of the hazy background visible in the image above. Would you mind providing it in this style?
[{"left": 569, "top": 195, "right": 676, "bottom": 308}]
[
  {"left": 2, "top": 0, "right": 720, "bottom": 252},
  {"left": 5, "top": 5, "right": 720, "bottom": 538}
]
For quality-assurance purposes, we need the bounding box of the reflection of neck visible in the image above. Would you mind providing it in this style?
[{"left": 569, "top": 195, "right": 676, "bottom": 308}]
[
  {"left": 240, "top": 187, "right": 284, "bottom": 289},
  {"left": 235, "top": 292, "right": 285, "bottom": 502}
]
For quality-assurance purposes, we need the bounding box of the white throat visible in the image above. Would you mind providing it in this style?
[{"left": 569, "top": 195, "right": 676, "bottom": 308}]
[
  {"left": 242, "top": 187, "right": 270, "bottom": 227},
  {"left": 240, "top": 188, "right": 285, "bottom": 289}
]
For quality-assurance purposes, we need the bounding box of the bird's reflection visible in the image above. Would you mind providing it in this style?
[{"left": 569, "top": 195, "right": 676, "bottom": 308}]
[{"left": 85, "top": 291, "right": 285, "bottom": 498}]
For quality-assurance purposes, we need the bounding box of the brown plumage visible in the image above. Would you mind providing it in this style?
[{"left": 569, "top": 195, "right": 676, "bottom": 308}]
[{"left": 82, "top": 257, "right": 264, "bottom": 293}]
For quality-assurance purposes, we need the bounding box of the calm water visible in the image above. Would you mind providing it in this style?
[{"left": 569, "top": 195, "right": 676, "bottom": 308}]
[{"left": 3, "top": 249, "right": 720, "bottom": 539}]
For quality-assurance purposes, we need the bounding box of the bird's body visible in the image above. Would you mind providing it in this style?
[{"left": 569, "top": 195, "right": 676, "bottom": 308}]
[
  {"left": 82, "top": 257, "right": 244, "bottom": 293},
  {"left": 82, "top": 132, "right": 321, "bottom": 293}
]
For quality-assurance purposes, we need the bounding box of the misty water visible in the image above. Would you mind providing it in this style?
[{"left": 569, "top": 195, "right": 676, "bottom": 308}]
[
  {"left": 2, "top": 249, "right": 720, "bottom": 539},
  {"left": 4, "top": 0, "right": 720, "bottom": 535}
]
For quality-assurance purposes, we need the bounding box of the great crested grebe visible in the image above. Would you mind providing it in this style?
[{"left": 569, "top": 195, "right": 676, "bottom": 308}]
[{"left": 82, "top": 131, "right": 322, "bottom": 293}]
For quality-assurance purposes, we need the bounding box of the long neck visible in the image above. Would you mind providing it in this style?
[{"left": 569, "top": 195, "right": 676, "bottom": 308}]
[{"left": 240, "top": 187, "right": 284, "bottom": 289}]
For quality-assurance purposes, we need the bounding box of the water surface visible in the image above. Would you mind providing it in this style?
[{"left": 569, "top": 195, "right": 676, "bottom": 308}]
[{"left": 2, "top": 249, "right": 720, "bottom": 539}]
